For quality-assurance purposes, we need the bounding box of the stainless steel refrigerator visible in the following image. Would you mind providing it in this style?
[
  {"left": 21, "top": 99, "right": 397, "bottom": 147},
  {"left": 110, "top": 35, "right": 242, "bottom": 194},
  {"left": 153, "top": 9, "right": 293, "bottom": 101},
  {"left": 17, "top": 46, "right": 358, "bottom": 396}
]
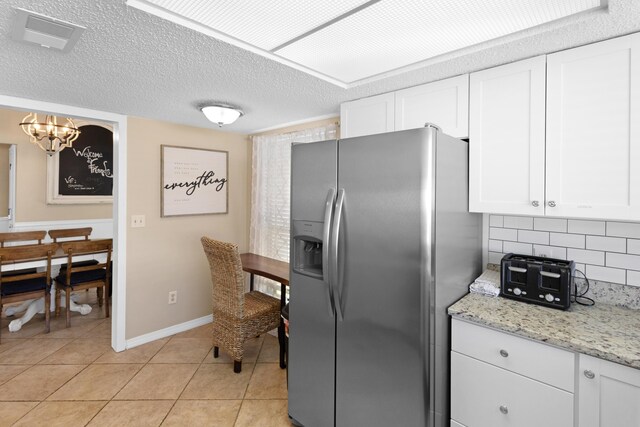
[{"left": 288, "top": 126, "right": 481, "bottom": 427}]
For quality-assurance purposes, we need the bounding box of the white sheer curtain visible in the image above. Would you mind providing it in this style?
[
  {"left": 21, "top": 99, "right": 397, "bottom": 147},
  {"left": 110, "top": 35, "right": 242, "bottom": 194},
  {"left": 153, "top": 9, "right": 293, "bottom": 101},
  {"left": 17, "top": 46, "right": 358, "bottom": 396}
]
[{"left": 250, "top": 123, "right": 338, "bottom": 297}]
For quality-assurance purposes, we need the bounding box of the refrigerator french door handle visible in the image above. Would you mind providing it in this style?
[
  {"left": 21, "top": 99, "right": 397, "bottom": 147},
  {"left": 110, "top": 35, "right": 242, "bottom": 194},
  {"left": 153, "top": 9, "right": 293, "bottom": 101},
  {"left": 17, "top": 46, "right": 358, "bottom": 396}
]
[
  {"left": 331, "top": 188, "right": 345, "bottom": 321},
  {"left": 322, "top": 188, "right": 336, "bottom": 317}
]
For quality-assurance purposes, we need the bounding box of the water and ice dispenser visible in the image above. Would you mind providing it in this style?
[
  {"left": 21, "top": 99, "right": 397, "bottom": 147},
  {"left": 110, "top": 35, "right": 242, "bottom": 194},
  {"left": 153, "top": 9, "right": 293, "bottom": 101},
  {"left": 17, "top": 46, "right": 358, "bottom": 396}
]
[{"left": 292, "top": 220, "right": 324, "bottom": 279}]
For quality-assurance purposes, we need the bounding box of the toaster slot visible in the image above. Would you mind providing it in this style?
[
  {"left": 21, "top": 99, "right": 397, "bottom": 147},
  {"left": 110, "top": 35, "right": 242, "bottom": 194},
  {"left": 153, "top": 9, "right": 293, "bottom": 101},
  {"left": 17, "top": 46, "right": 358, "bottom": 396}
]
[
  {"left": 539, "top": 269, "right": 562, "bottom": 291},
  {"left": 507, "top": 264, "right": 527, "bottom": 285}
]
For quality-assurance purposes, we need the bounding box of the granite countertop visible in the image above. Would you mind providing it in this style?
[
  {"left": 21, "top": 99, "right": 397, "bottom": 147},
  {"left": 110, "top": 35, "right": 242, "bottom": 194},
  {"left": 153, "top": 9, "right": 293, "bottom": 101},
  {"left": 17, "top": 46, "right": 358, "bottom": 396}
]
[{"left": 448, "top": 293, "right": 640, "bottom": 369}]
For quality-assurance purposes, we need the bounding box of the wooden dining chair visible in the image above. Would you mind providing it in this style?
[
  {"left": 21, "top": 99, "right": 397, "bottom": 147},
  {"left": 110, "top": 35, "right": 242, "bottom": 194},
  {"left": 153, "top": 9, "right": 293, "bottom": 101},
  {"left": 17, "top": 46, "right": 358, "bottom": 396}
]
[
  {"left": 0, "top": 243, "right": 57, "bottom": 343},
  {"left": 54, "top": 239, "right": 112, "bottom": 327},
  {"left": 201, "top": 237, "right": 281, "bottom": 373},
  {"left": 48, "top": 227, "right": 100, "bottom": 305},
  {"left": 0, "top": 231, "right": 47, "bottom": 247},
  {"left": 48, "top": 227, "right": 92, "bottom": 243}
]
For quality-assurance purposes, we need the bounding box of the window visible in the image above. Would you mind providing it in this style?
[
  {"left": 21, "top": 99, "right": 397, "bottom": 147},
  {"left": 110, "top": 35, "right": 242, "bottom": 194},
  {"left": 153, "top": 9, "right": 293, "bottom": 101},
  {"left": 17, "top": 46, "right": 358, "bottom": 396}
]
[{"left": 250, "top": 123, "right": 337, "bottom": 296}]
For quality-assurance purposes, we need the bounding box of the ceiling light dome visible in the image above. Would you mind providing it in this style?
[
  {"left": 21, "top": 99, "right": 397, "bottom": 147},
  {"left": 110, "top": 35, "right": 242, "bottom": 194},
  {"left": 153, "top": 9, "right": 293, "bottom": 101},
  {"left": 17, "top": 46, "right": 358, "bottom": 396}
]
[{"left": 201, "top": 104, "right": 244, "bottom": 127}]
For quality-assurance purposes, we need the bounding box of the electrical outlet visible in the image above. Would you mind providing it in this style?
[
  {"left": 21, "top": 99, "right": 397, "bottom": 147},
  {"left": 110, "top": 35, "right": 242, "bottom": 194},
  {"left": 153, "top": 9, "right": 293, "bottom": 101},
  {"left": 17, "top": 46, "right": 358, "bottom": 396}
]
[
  {"left": 168, "top": 291, "right": 177, "bottom": 304},
  {"left": 131, "top": 215, "right": 146, "bottom": 228},
  {"left": 533, "top": 248, "right": 548, "bottom": 258}
]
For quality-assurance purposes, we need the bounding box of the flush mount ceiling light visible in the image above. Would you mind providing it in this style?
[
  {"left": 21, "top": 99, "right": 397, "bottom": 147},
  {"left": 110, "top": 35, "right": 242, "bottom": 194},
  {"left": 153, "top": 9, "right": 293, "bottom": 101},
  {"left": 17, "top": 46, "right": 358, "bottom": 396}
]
[
  {"left": 201, "top": 104, "right": 244, "bottom": 127},
  {"left": 19, "top": 113, "right": 81, "bottom": 156},
  {"left": 126, "top": 0, "right": 606, "bottom": 87}
]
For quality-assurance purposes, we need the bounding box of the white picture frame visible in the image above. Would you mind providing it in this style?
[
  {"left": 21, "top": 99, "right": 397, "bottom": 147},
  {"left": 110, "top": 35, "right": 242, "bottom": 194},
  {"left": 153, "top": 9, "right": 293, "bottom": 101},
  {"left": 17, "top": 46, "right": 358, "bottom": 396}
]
[
  {"left": 161, "top": 145, "right": 228, "bottom": 217},
  {"left": 46, "top": 120, "right": 114, "bottom": 204}
]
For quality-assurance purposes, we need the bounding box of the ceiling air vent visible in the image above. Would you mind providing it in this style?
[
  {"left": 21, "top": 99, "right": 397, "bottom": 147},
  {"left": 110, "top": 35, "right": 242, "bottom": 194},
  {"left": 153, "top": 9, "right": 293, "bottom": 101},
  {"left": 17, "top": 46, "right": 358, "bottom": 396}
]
[{"left": 11, "top": 8, "right": 85, "bottom": 53}]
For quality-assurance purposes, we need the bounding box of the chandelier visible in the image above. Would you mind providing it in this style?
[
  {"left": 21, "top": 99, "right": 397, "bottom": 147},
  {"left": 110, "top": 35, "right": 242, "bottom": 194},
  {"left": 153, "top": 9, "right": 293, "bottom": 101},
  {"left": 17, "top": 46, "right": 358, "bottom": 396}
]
[{"left": 19, "top": 113, "right": 81, "bottom": 156}]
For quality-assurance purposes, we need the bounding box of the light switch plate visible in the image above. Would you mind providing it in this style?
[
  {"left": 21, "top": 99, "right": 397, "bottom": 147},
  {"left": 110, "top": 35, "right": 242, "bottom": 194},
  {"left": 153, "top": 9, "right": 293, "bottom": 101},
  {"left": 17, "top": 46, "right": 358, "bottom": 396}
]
[{"left": 131, "top": 215, "right": 146, "bottom": 228}]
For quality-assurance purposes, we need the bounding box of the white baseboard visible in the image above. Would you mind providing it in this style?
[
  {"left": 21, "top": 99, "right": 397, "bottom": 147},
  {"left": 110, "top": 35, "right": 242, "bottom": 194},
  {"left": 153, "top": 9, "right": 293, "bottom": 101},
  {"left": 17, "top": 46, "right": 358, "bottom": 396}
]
[{"left": 125, "top": 314, "right": 212, "bottom": 350}]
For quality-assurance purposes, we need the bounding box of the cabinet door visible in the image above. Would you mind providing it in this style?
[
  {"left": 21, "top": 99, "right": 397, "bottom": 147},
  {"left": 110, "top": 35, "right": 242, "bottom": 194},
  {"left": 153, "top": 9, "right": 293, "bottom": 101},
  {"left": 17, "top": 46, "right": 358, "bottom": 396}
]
[
  {"left": 340, "top": 93, "right": 394, "bottom": 138},
  {"left": 579, "top": 354, "right": 640, "bottom": 427},
  {"left": 395, "top": 74, "right": 469, "bottom": 138},
  {"left": 468, "top": 56, "right": 546, "bottom": 215},
  {"left": 451, "top": 351, "right": 573, "bottom": 427},
  {"left": 546, "top": 33, "right": 640, "bottom": 220}
]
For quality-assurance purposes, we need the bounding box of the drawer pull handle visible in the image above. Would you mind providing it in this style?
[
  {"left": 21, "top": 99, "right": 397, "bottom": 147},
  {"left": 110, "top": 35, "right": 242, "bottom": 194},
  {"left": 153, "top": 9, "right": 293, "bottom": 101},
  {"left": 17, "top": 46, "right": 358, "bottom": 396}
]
[
  {"left": 548, "top": 201, "right": 557, "bottom": 207},
  {"left": 531, "top": 200, "right": 539, "bottom": 207},
  {"left": 499, "top": 405, "right": 509, "bottom": 415},
  {"left": 508, "top": 266, "right": 527, "bottom": 273},
  {"left": 540, "top": 271, "right": 561, "bottom": 279},
  {"left": 584, "top": 370, "right": 595, "bottom": 379},
  {"left": 499, "top": 349, "right": 509, "bottom": 358}
]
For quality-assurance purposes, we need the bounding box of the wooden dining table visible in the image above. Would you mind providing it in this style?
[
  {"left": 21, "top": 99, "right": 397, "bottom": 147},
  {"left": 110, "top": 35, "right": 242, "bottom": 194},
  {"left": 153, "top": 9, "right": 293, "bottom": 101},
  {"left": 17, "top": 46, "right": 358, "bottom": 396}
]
[{"left": 240, "top": 253, "right": 289, "bottom": 369}]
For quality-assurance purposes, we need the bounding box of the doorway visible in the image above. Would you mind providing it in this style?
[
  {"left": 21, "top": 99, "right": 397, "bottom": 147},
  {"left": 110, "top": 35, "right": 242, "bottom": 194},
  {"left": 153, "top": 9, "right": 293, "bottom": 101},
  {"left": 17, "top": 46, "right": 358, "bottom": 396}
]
[
  {"left": 0, "top": 144, "right": 15, "bottom": 232},
  {"left": 0, "top": 95, "right": 127, "bottom": 352}
]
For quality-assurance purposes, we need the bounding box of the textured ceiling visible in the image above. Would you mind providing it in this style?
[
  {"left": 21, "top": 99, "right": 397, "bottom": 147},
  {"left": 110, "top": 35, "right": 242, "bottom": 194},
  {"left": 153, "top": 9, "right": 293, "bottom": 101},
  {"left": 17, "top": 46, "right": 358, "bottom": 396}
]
[{"left": 1, "top": 0, "right": 640, "bottom": 134}]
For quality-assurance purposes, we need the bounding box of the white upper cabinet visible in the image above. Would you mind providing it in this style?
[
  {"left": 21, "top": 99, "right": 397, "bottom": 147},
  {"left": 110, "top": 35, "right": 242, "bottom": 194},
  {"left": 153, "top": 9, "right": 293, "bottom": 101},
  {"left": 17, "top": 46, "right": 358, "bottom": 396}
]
[
  {"left": 340, "top": 75, "right": 469, "bottom": 139},
  {"left": 395, "top": 75, "right": 469, "bottom": 138},
  {"left": 468, "top": 56, "right": 546, "bottom": 215},
  {"left": 546, "top": 33, "right": 640, "bottom": 220},
  {"left": 579, "top": 354, "right": 640, "bottom": 427},
  {"left": 340, "top": 92, "right": 395, "bottom": 138}
]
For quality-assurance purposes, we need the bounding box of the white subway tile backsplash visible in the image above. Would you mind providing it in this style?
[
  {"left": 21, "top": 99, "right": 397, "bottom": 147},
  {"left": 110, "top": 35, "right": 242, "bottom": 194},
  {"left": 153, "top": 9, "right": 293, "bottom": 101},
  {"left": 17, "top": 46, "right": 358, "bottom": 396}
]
[
  {"left": 628, "top": 239, "right": 640, "bottom": 255},
  {"left": 607, "top": 222, "right": 640, "bottom": 239},
  {"left": 488, "top": 240, "right": 503, "bottom": 253},
  {"left": 533, "top": 245, "right": 567, "bottom": 260},
  {"left": 518, "top": 230, "right": 549, "bottom": 245},
  {"left": 606, "top": 253, "right": 640, "bottom": 271},
  {"left": 628, "top": 270, "right": 640, "bottom": 287},
  {"left": 503, "top": 216, "right": 533, "bottom": 230},
  {"left": 485, "top": 215, "right": 640, "bottom": 292},
  {"left": 489, "top": 215, "right": 504, "bottom": 227},
  {"left": 488, "top": 251, "right": 504, "bottom": 264},
  {"left": 585, "top": 265, "right": 626, "bottom": 284},
  {"left": 549, "top": 233, "right": 585, "bottom": 249},
  {"left": 533, "top": 218, "right": 567, "bottom": 233},
  {"left": 567, "top": 248, "right": 605, "bottom": 266},
  {"left": 490, "top": 227, "right": 517, "bottom": 241},
  {"left": 568, "top": 219, "right": 605, "bottom": 236},
  {"left": 503, "top": 241, "right": 533, "bottom": 255},
  {"left": 586, "top": 236, "right": 626, "bottom": 253}
]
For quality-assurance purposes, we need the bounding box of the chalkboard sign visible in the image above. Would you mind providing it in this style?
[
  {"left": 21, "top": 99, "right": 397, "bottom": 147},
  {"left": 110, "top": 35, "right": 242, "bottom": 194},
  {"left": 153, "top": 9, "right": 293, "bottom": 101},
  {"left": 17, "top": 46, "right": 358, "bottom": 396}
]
[{"left": 47, "top": 123, "right": 114, "bottom": 204}]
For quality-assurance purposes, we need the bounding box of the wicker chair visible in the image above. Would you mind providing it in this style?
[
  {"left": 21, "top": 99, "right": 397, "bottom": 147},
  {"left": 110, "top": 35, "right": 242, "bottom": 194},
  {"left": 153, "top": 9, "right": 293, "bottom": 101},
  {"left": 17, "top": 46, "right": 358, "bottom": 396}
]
[{"left": 201, "top": 237, "right": 281, "bottom": 373}]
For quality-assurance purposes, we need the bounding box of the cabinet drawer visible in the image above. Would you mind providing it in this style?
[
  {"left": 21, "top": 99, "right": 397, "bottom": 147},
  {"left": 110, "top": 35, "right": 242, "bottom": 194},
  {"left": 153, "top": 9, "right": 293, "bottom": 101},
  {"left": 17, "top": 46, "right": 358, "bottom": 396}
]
[
  {"left": 451, "top": 319, "right": 574, "bottom": 392},
  {"left": 451, "top": 352, "right": 573, "bottom": 427}
]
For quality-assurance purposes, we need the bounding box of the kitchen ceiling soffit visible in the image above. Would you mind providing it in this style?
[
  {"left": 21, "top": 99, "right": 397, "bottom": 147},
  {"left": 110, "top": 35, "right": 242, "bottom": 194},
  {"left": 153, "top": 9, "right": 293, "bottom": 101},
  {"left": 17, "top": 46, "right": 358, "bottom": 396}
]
[{"left": 126, "top": 0, "right": 606, "bottom": 88}]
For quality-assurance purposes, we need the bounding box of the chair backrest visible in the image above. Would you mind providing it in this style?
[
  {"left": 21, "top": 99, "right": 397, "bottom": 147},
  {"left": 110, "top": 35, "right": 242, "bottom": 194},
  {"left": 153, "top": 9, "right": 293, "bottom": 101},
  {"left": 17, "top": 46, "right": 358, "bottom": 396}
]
[
  {"left": 201, "top": 237, "right": 245, "bottom": 318},
  {"left": 0, "top": 231, "right": 46, "bottom": 248},
  {"left": 0, "top": 243, "right": 57, "bottom": 289},
  {"left": 48, "top": 227, "right": 93, "bottom": 243},
  {"left": 59, "top": 238, "right": 112, "bottom": 277}
]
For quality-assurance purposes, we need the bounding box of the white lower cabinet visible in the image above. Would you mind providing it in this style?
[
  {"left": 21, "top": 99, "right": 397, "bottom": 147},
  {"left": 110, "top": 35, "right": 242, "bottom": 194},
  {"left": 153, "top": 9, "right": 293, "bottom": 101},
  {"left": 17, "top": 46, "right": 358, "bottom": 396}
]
[
  {"left": 450, "top": 319, "right": 573, "bottom": 427},
  {"left": 451, "top": 352, "right": 573, "bottom": 427},
  {"left": 578, "top": 354, "right": 640, "bottom": 427},
  {"left": 452, "top": 318, "right": 640, "bottom": 427}
]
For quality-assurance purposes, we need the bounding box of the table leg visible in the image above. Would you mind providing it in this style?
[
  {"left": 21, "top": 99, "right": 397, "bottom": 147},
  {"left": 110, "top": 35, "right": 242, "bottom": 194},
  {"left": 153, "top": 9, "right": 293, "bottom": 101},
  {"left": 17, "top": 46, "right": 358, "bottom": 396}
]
[
  {"left": 250, "top": 274, "right": 254, "bottom": 292},
  {"left": 278, "top": 282, "right": 287, "bottom": 369}
]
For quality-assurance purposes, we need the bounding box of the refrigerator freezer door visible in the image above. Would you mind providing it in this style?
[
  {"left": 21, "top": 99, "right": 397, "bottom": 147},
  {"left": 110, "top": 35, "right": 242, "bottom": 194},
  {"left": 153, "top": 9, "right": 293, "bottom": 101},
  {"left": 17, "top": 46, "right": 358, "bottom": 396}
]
[
  {"left": 335, "top": 128, "right": 434, "bottom": 427},
  {"left": 289, "top": 140, "right": 337, "bottom": 427}
]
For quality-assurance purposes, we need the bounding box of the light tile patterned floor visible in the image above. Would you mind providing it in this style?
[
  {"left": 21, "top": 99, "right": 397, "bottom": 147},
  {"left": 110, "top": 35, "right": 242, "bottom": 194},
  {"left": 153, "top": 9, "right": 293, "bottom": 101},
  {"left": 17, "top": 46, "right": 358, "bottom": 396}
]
[{"left": 0, "top": 294, "right": 290, "bottom": 426}]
